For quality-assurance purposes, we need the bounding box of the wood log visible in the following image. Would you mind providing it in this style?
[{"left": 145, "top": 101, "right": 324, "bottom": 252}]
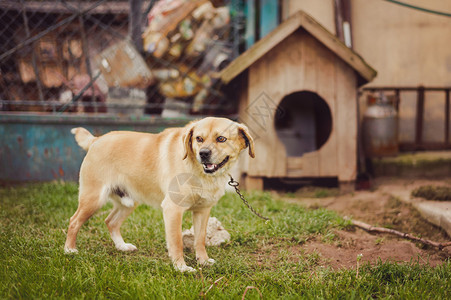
[{"left": 348, "top": 218, "right": 451, "bottom": 250}]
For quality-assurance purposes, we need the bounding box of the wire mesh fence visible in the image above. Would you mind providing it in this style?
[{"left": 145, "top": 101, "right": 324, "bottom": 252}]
[{"left": 0, "top": 0, "right": 245, "bottom": 116}]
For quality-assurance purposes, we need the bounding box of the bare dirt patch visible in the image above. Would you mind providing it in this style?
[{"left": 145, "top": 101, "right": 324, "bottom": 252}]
[
  {"left": 276, "top": 178, "right": 451, "bottom": 269},
  {"left": 304, "top": 229, "right": 449, "bottom": 269}
]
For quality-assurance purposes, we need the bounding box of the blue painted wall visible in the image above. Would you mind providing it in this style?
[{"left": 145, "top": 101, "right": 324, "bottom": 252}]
[
  {"left": 0, "top": 114, "right": 192, "bottom": 182},
  {"left": 245, "top": 0, "right": 279, "bottom": 49},
  {"left": 260, "top": 0, "right": 279, "bottom": 39},
  {"left": 245, "top": 0, "right": 256, "bottom": 49}
]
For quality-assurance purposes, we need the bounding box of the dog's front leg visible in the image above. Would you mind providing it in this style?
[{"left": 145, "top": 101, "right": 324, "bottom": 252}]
[
  {"left": 161, "top": 198, "right": 194, "bottom": 272},
  {"left": 192, "top": 207, "right": 215, "bottom": 266}
]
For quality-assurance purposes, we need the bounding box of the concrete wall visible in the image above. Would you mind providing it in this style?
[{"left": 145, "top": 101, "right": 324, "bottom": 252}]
[
  {"left": 284, "top": 0, "right": 451, "bottom": 86},
  {"left": 351, "top": 0, "right": 451, "bottom": 87},
  {"left": 283, "top": 0, "right": 336, "bottom": 35}
]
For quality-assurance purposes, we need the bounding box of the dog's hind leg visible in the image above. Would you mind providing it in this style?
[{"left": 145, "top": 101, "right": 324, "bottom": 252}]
[
  {"left": 64, "top": 190, "right": 103, "bottom": 253},
  {"left": 105, "top": 201, "right": 138, "bottom": 251}
]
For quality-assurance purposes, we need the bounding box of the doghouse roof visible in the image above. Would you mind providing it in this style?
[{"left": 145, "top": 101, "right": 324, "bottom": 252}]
[{"left": 220, "top": 10, "right": 377, "bottom": 86}]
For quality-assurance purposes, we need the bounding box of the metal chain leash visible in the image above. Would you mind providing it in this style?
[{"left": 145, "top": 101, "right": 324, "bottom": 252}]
[{"left": 228, "top": 174, "right": 270, "bottom": 222}]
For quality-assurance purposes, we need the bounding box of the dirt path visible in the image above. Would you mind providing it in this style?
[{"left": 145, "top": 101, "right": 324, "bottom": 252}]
[{"left": 281, "top": 178, "right": 451, "bottom": 269}]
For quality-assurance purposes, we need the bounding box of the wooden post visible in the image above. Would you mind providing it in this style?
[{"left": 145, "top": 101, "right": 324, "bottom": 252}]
[
  {"left": 20, "top": 0, "right": 44, "bottom": 102},
  {"left": 445, "top": 89, "right": 450, "bottom": 146},
  {"left": 394, "top": 89, "right": 400, "bottom": 112},
  {"left": 334, "top": 0, "right": 344, "bottom": 41},
  {"left": 129, "top": 0, "right": 143, "bottom": 51},
  {"left": 415, "top": 86, "right": 425, "bottom": 149},
  {"left": 334, "top": 0, "right": 352, "bottom": 47},
  {"left": 341, "top": 0, "right": 352, "bottom": 48},
  {"left": 78, "top": 14, "right": 96, "bottom": 112}
]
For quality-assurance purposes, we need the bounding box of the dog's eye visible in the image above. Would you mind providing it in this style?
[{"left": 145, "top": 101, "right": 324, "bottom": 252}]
[
  {"left": 217, "top": 136, "right": 227, "bottom": 143},
  {"left": 196, "top": 136, "right": 204, "bottom": 143}
]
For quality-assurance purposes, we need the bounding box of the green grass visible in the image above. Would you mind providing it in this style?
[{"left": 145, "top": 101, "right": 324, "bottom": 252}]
[
  {"left": 412, "top": 185, "right": 451, "bottom": 201},
  {"left": 1, "top": 183, "right": 450, "bottom": 299},
  {"left": 293, "top": 187, "right": 341, "bottom": 199}
]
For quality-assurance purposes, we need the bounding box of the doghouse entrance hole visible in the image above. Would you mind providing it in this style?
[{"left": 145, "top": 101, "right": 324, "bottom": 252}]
[{"left": 275, "top": 91, "right": 332, "bottom": 157}]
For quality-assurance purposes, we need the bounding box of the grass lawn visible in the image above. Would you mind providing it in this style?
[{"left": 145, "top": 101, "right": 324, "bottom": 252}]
[{"left": 0, "top": 182, "right": 450, "bottom": 299}]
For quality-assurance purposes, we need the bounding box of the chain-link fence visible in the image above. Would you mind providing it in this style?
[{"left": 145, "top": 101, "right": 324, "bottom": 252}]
[{"left": 0, "top": 0, "right": 245, "bottom": 116}]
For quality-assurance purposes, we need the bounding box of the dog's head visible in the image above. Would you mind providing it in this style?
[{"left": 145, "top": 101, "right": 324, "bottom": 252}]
[{"left": 182, "top": 117, "right": 255, "bottom": 175}]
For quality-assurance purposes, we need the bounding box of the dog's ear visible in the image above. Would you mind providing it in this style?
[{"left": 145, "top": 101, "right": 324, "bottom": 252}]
[
  {"left": 182, "top": 122, "right": 195, "bottom": 160},
  {"left": 238, "top": 124, "right": 255, "bottom": 158}
]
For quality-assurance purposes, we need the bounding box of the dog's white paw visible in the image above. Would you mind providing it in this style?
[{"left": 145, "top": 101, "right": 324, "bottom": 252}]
[
  {"left": 199, "top": 258, "right": 216, "bottom": 266},
  {"left": 176, "top": 265, "right": 197, "bottom": 273},
  {"left": 116, "top": 243, "right": 137, "bottom": 252},
  {"left": 64, "top": 247, "right": 78, "bottom": 254}
]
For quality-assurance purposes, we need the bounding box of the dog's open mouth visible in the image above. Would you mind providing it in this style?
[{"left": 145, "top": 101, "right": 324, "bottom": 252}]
[{"left": 202, "top": 156, "right": 229, "bottom": 174}]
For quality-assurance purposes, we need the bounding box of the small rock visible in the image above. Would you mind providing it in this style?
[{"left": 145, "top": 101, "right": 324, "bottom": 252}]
[{"left": 182, "top": 217, "right": 231, "bottom": 248}]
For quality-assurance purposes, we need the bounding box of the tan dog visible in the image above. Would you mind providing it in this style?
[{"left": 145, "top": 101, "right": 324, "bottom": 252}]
[{"left": 64, "top": 117, "right": 254, "bottom": 272}]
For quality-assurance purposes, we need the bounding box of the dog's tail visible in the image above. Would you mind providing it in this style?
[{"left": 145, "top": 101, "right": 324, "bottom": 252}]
[{"left": 71, "top": 127, "right": 97, "bottom": 151}]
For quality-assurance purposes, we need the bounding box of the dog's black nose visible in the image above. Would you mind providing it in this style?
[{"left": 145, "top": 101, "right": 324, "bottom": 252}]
[{"left": 199, "top": 148, "right": 211, "bottom": 160}]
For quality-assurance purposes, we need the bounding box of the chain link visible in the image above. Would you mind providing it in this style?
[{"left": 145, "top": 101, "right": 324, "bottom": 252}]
[
  {"left": 228, "top": 175, "right": 270, "bottom": 222},
  {"left": 0, "top": 0, "right": 242, "bottom": 114}
]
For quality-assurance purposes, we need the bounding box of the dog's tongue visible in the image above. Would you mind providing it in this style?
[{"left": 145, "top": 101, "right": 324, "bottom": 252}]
[{"left": 205, "top": 163, "right": 216, "bottom": 171}]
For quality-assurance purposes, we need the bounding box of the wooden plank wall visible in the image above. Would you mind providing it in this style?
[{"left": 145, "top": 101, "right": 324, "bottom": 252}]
[
  {"left": 243, "top": 38, "right": 286, "bottom": 177},
  {"left": 336, "top": 58, "right": 357, "bottom": 182}
]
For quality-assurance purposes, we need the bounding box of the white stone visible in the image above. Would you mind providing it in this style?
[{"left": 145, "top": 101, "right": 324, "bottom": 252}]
[{"left": 182, "top": 217, "right": 231, "bottom": 248}]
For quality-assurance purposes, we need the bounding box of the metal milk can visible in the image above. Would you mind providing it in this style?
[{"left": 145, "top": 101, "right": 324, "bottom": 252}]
[{"left": 362, "top": 93, "right": 399, "bottom": 157}]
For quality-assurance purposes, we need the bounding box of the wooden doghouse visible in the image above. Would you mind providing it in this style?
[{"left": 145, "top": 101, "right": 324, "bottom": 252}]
[{"left": 220, "top": 11, "right": 377, "bottom": 189}]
